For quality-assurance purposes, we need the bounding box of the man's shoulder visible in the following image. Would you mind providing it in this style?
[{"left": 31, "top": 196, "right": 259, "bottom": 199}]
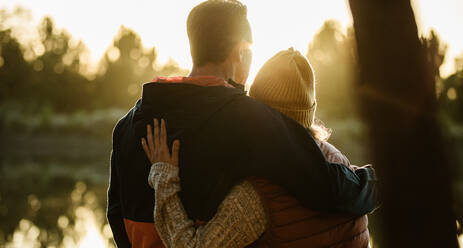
[
  {"left": 223, "top": 96, "right": 296, "bottom": 129},
  {"left": 113, "top": 100, "right": 141, "bottom": 140},
  {"left": 224, "top": 95, "right": 279, "bottom": 117},
  {"left": 213, "top": 96, "right": 308, "bottom": 144}
]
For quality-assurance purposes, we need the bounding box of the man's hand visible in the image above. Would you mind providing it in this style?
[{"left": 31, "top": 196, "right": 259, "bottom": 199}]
[{"left": 141, "top": 118, "right": 180, "bottom": 167}]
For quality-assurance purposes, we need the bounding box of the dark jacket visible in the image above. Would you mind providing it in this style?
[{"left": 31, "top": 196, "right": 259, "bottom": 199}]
[{"left": 107, "top": 82, "right": 378, "bottom": 247}]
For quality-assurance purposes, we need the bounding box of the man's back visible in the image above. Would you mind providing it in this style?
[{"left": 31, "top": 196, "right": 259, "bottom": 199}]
[
  {"left": 107, "top": 84, "right": 250, "bottom": 247},
  {"left": 108, "top": 100, "right": 165, "bottom": 247}
]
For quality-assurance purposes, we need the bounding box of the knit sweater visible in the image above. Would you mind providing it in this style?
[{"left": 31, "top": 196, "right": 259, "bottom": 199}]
[
  {"left": 149, "top": 162, "right": 267, "bottom": 248},
  {"left": 148, "top": 141, "right": 369, "bottom": 247}
]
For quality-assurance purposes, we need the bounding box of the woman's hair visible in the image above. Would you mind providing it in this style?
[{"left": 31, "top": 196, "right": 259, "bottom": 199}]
[{"left": 310, "top": 119, "right": 332, "bottom": 142}]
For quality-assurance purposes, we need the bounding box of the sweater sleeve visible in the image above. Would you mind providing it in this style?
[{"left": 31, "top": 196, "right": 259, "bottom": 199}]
[
  {"left": 318, "top": 141, "right": 352, "bottom": 168},
  {"left": 149, "top": 162, "right": 267, "bottom": 248}
]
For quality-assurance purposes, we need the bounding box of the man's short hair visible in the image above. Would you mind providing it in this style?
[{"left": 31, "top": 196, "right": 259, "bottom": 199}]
[{"left": 187, "top": 0, "right": 253, "bottom": 66}]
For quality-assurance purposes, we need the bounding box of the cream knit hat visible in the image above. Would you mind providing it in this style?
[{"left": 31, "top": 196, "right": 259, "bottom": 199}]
[{"left": 249, "top": 48, "right": 316, "bottom": 129}]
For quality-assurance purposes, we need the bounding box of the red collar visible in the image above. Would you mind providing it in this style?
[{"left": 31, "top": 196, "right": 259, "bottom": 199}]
[{"left": 152, "top": 76, "right": 234, "bottom": 88}]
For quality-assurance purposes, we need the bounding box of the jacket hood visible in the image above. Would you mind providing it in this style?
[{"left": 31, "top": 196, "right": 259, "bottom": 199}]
[{"left": 133, "top": 82, "right": 246, "bottom": 141}]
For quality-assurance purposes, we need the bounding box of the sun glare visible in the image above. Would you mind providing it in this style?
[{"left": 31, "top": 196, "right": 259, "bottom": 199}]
[
  {"left": 4, "top": 181, "right": 113, "bottom": 248},
  {"left": 77, "top": 219, "right": 106, "bottom": 248},
  {"left": 0, "top": 0, "right": 461, "bottom": 78}
]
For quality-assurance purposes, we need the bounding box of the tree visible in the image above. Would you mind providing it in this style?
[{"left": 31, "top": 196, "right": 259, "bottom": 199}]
[
  {"left": 94, "top": 26, "right": 188, "bottom": 109},
  {"left": 29, "top": 17, "right": 93, "bottom": 112},
  {"left": 0, "top": 8, "right": 33, "bottom": 103},
  {"left": 439, "top": 71, "right": 463, "bottom": 123},
  {"left": 0, "top": 12, "right": 94, "bottom": 112},
  {"left": 348, "top": 0, "right": 458, "bottom": 247},
  {"left": 1, "top": 9, "right": 189, "bottom": 112},
  {"left": 0, "top": 29, "right": 32, "bottom": 102},
  {"left": 421, "top": 29, "right": 447, "bottom": 95},
  {"left": 306, "top": 21, "right": 359, "bottom": 120}
]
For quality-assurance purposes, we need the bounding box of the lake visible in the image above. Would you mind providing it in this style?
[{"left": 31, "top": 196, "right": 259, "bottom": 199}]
[
  {"left": 1, "top": 121, "right": 462, "bottom": 247},
  {"left": 0, "top": 133, "right": 114, "bottom": 248}
]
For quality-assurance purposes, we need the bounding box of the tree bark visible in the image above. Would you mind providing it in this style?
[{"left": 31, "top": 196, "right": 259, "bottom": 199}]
[{"left": 348, "top": 0, "right": 458, "bottom": 247}]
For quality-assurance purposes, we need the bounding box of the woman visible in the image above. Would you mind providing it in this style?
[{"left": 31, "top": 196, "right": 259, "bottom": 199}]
[{"left": 141, "top": 48, "right": 371, "bottom": 248}]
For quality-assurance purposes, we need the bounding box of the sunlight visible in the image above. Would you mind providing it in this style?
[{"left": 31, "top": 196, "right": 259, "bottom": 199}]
[
  {"left": 241, "top": 0, "right": 351, "bottom": 85},
  {"left": 0, "top": 0, "right": 350, "bottom": 82},
  {"left": 4, "top": 181, "right": 111, "bottom": 248},
  {"left": 412, "top": 0, "right": 463, "bottom": 76},
  {"left": 5, "top": 219, "right": 41, "bottom": 248},
  {"left": 1, "top": 0, "right": 461, "bottom": 79},
  {"left": 77, "top": 217, "right": 106, "bottom": 248},
  {"left": 447, "top": 87, "right": 458, "bottom": 100},
  {"left": 72, "top": 182, "right": 109, "bottom": 248}
]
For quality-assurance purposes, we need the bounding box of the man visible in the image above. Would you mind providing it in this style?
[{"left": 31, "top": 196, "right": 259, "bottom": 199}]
[{"left": 107, "top": 1, "right": 378, "bottom": 247}]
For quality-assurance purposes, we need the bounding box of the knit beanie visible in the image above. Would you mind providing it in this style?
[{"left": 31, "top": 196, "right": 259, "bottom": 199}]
[{"left": 249, "top": 48, "right": 316, "bottom": 129}]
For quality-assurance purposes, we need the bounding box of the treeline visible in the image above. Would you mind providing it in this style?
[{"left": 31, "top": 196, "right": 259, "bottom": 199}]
[
  {"left": 306, "top": 20, "right": 463, "bottom": 124},
  {"left": 0, "top": 8, "right": 188, "bottom": 113},
  {"left": 0, "top": 8, "right": 462, "bottom": 124}
]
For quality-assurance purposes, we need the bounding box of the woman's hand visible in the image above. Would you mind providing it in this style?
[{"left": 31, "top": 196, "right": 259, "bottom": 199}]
[{"left": 141, "top": 118, "right": 180, "bottom": 167}]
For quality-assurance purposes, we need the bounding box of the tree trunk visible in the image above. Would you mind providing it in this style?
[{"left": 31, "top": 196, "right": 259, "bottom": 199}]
[{"left": 347, "top": 0, "right": 458, "bottom": 247}]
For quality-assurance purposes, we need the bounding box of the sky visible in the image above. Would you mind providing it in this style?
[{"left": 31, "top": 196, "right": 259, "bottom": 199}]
[{"left": 0, "top": 0, "right": 462, "bottom": 79}]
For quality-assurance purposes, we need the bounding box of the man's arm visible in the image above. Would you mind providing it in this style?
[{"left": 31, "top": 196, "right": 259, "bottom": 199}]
[
  {"left": 318, "top": 141, "right": 379, "bottom": 215},
  {"left": 232, "top": 96, "right": 379, "bottom": 216},
  {"left": 107, "top": 139, "right": 131, "bottom": 247},
  {"left": 149, "top": 162, "right": 267, "bottom": 248},
  {"left": 325, "top": 162, "right": 378, "bottom": 215}
]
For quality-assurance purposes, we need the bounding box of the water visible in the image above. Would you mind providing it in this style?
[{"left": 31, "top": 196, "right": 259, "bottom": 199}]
[
  {"left": 0, "top": 159, "right": 114, "bottom": 248},
  {"left": 1, "top": 128, "right": 462, "bottom": 247}
]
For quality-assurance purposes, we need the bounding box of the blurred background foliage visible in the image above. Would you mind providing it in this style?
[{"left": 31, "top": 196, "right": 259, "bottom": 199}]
[{"left": 0, "top": 6, "right": 462, "bottom": 248}]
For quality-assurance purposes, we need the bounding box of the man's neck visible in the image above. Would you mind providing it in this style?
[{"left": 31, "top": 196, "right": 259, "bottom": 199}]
[{"left": 189, "top": 63, "right": 234, "bottom": 82}]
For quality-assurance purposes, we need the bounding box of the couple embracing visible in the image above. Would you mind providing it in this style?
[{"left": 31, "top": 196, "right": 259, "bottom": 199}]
[{"left": 107, "top": 1, "right": 379, "bottom": 247}]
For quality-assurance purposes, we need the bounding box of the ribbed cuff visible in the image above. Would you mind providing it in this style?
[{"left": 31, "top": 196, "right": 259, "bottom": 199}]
[{"left": 148, "top": 162, "right": 179, "bottom": 189}]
